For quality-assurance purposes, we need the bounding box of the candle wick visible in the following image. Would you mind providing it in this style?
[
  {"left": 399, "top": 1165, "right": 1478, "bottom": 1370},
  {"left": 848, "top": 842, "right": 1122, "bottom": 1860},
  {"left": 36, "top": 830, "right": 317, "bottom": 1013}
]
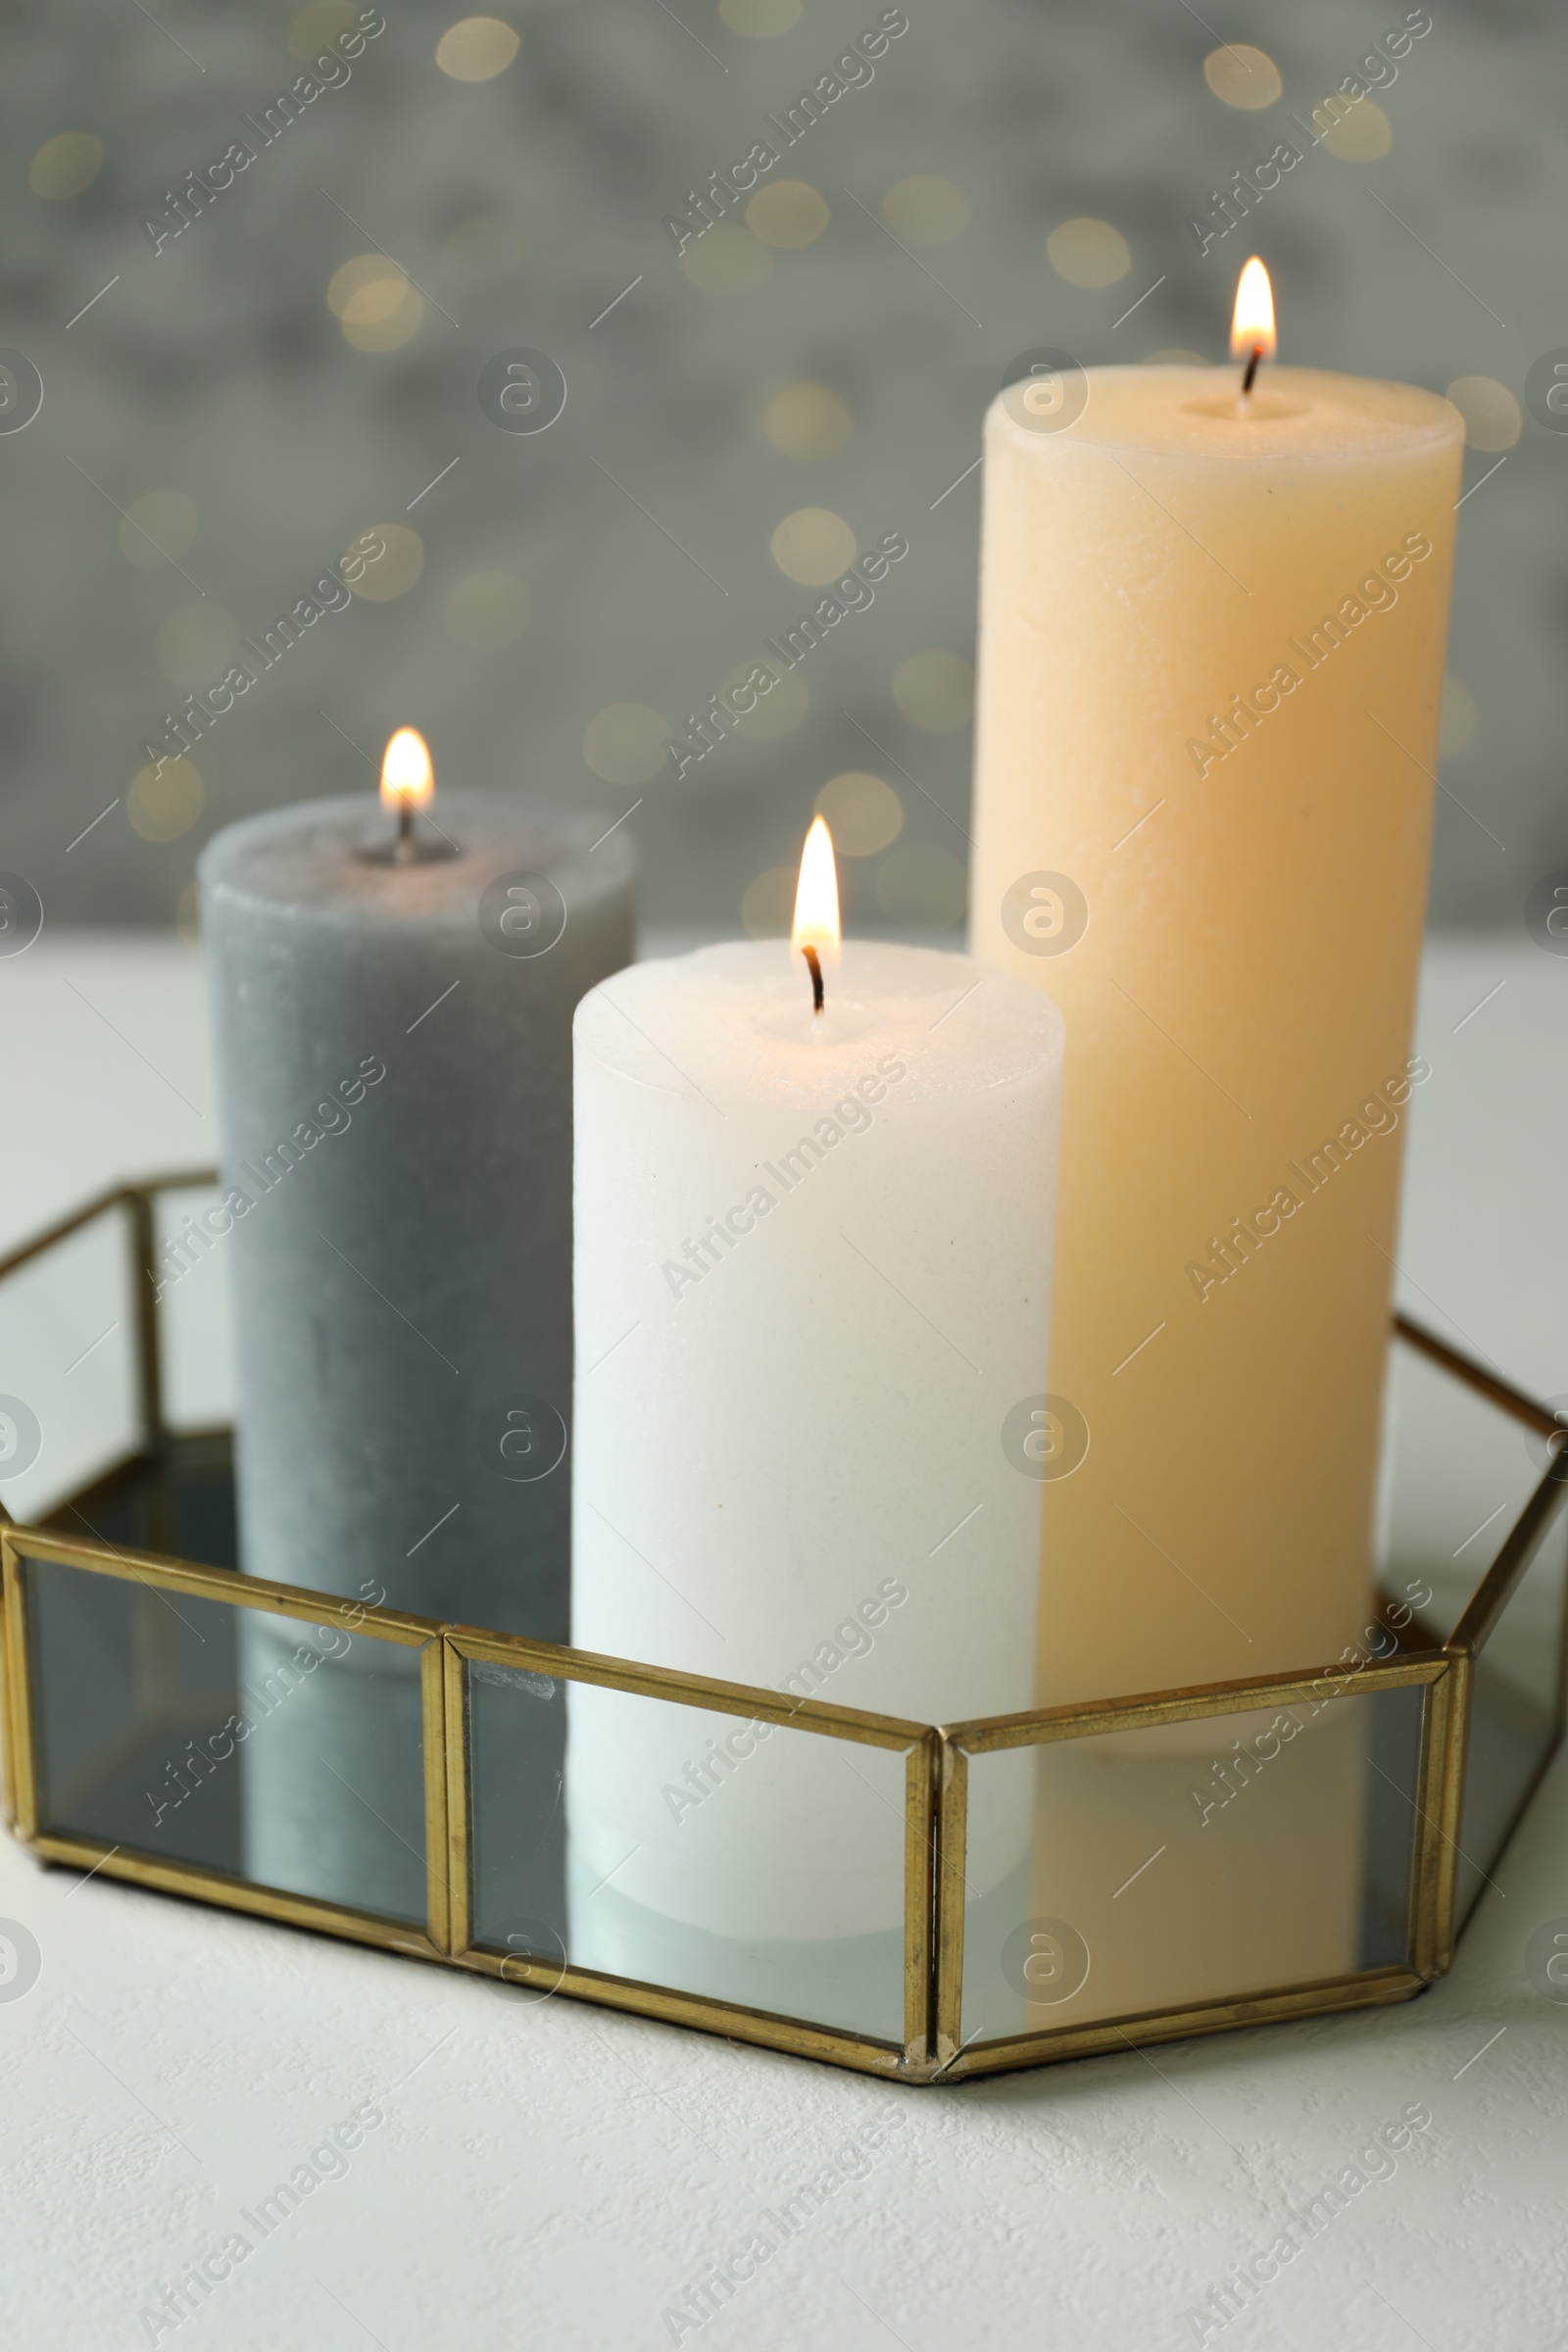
[
  {"left": 802, "top": 944, "right": 824, "bottom": 1015},
  {"left": 1240, "top": 343, "right": 1263, "bottom": 398},
  {"left": 393, "top": 799, "right": 416, "bottom": 864}
]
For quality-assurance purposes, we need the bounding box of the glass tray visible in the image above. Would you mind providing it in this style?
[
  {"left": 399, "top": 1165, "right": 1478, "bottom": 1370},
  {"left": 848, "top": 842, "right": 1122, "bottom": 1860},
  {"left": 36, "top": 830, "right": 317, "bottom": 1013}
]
[{"left": 1, "top": 1174, "right": 1562, "bottom": 2083}]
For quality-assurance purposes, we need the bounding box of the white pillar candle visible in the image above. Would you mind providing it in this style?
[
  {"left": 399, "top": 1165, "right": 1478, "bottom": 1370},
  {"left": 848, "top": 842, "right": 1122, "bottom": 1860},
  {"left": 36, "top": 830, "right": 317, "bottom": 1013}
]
[
  {"left": 969, "top": 282, "right": 1463, "bottom": 1711},
  {"left": 566, "top": 828, "right": 1062, "bottom": 2014}
]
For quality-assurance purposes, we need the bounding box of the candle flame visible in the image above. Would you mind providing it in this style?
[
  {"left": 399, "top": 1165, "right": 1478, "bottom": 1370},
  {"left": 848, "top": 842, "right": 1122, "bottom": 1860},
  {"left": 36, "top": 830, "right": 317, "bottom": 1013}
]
[
  {"left": 379, "top": 727, "right": 433, "bottom": 811},
  {"left": 791, "top": 815, "right": 841, "bottom": 968},
  {"left": 1230, "top": 257, "right": 1276, "bottom": 363}
]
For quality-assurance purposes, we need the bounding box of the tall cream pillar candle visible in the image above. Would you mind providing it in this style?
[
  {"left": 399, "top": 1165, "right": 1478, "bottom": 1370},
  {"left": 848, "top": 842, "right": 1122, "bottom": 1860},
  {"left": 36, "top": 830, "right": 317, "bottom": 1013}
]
[{"left": 969, "top": 359, "right": 1463, "bottom": 1707}]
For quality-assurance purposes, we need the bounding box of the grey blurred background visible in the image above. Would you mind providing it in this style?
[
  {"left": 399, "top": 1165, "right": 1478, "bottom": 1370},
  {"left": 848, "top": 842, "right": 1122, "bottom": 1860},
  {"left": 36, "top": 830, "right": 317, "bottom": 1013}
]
[{"left": 2, "top": 0, "right": 1560, "bottom": 941}]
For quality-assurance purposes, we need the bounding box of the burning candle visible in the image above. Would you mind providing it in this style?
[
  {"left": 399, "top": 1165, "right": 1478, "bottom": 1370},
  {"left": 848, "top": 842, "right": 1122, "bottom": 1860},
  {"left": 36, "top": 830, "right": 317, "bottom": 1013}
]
[
  {"left": 564, "top": 822, "right": 1063, "bottom": 2028},
  {"left": 378, "top": 722, "right": 437, "bottom": 858},
  {"left": 199, "top": 741, "right": 633, "bottom": 1921},
  {"left": 969, "top": 262, "right": 1464, "bottom": 1708},
  {"left": 1233, "top": 251, "right": 1274, "bottom": 402}
]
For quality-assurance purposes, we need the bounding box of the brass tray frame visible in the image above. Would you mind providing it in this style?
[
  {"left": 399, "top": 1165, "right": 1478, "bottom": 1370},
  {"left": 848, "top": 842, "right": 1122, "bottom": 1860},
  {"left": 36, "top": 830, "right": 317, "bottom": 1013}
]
[{"left": 2, "top": 1172, "right": 1564, "bottom": 2084}]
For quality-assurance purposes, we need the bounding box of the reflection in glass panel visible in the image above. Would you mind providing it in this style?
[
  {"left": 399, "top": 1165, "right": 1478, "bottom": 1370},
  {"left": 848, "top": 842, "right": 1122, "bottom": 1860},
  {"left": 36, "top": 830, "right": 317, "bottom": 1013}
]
[
  {"left": 466, "top": 1659, "right": 568, "bottom": 1969},
  {"left": 33, "top": 1437, "right": 239, "bottom": 1572},
  {"left": 1378, "top": 1339, "right": 1545, "bottom": 1643},
  {"left": 28, "top": 1552, "right": 241, "bottom": 1876},
  {"left": 236, "top": 1611, "right": 427, "bottom": 1923},
  {"left": 531, "top": 1678, "right": 907, "bottom": 2041},
  {"left": 0, "top": 1210, "right": 137, "bottom": 1525},
  {"left": 1454, "top": 1512, "right": 1568, "bottom": 1929},
  {"left": 24, "top": 1553, "right": 429, "bottom": 1926},
  {"left": 961, "top": 1681, "right": 1425, "bottom": 2047}
]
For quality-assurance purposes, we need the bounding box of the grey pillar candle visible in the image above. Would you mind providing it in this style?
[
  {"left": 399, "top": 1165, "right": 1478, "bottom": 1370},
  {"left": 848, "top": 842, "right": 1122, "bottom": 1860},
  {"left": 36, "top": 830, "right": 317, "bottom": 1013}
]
[{"left": 198, "top": 773, "right": 633, "bottom": 1924}]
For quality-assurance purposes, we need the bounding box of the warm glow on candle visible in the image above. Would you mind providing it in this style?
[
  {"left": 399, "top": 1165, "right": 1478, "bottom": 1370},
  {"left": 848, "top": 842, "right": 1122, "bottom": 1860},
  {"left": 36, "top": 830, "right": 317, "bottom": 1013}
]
[
  {"left": 791, "top": 815, "right": 841, "bottom": 969},
  {"left": 379, "top": 727, "right": 434, "bottom": 811},
  {"left": 1230, "top": 256, "right": 1276, "bottom": 364}
]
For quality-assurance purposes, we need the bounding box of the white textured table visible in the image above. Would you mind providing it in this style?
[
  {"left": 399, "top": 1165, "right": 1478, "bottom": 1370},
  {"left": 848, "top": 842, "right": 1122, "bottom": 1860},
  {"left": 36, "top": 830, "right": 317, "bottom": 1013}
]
[{"left": 2, "top": 930, "right": 1565, "bottom": 2351}]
